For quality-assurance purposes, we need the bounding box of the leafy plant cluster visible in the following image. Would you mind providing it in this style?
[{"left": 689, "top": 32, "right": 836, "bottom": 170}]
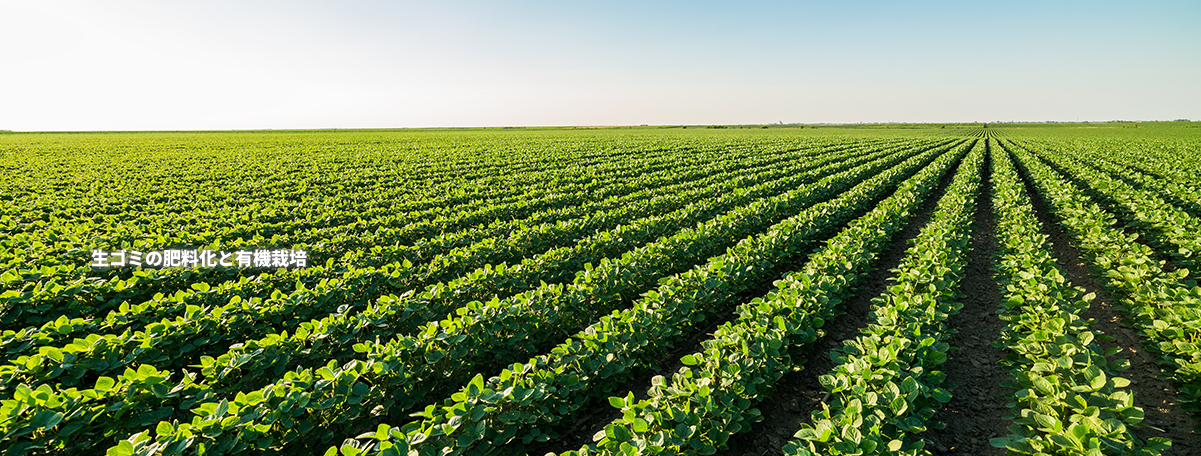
[
  {"left": 1, "top": 142, "right": 699, "bottom": 331},
  {"left": 1032, "top": 145, "right": 1201, "bottom": 274},
  {"left": 0, "top": 142, "right": 764, "bottom": 362},
  {"left": 2, "top": 149, "right": 827, "bottom": 454},
  {"left": 323, "top": 138, "right": 972, "bottom": 456},
  {"left": 187, "top": 140, "right": 897, "bottom": 394},
  {"left": 0, "top": 133, "right": 905, "bottom": 455},
  {"left": 986, "top": 145, "right": 1162, "bottom": 455},
  {"left": 0, "top": 138, "right": 817, "bottom": 392},
  {"left": 575, "top": 142, "right": 979, "bottom": 456},
  {"left": 1008, "top": 140, "right": 1201, "bottom": 431},
  {"left": 324, "top": 137, "right": 970, "bottom": 456},
  {"left": 781, "top": 141, "right": 983, "bottom": 456},
  {"left": 98, "top": 141, "right": 953, "bottom": 455},
  {"left": 1080, "top": 142, "right": 1201, "bottom": 230},
  {"left": 7, "top": 127, "right": 1198, "bottom": 456}
]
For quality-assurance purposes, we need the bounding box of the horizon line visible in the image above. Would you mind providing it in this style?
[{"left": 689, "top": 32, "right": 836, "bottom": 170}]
[{"left": 3, "top": 119, "right": 1197, "bottom": 134}]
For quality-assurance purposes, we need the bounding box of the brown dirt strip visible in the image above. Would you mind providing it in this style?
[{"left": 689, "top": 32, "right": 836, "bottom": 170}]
[{"left": 924, "top": 140, "right": 1008, "bottom": 455}]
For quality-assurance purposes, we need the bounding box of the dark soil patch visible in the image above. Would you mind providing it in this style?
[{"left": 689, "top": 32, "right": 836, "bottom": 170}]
[
  {"left": 1007, "top": 142, "right": 1201, "bottom": 455},
  {"left": 718, "top": 143, "right": 970, "bottom": 455},
  {"left": 924, "top": 140, "right": 1008, "bottom": 455}
]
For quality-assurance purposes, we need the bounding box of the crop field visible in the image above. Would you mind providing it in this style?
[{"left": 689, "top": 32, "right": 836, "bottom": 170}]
[{"left": 3, "top": 124, "right": 1201, "bottom": 456}]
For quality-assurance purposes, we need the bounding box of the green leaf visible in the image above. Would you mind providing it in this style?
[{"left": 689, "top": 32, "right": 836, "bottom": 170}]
[
  {"left": 1032, "top": 376, "right": 1055, "bottom": 395},
  {"left": 931, "top": 388, "right": 952, "bottom": 403},
  {"left": 632, "top": 418, "right": 648, "bottom": 433},
  {"left": 1034, "top": 414, "right": 1062, "bottom": 433},
  {"left": 926, "top": 351, "right": 947, "bottom": 365},
  {"left": 424, "top": 349, "right": 446, "bottom": 364},
  {"left": 1078, "top": 331, "right": 1094, "bottom": 346},
  {"left": 156, "top": 421, "right": 175, "bottom": 436},
  {"left": 681, "top": 354, "right": 699, "bottom": 366},
  {"left": 467, "top": 374, "right": 484, "bottom": 396},
  {"left": 107, "top": 442, "right": 135, "bottom": 456},
  {"left": 95, "top": 376, "right": 116, "bottom": 392},
  {"left": 605, "top": 424, "right": 632, "bottom": 442},
  {"left": 1084, "top": 365, "right": 1106, "bottom": 391},
  {"left": 620, "top": 442, "right": 638, "bottom": 456},
  {"left": 608, "top": 396, "right": 625, "bottom": 409},
  {"left": 990, "top": 436, "right": 1016, "bottom": 449},
  {"left": 889, "top": 396, "right": 908, "bottom": 415},
  {"left": 888, "top": 439, "right": 903, "bottom": 452},
  {"left": 860, "top": 439, "right": 878, "bottom": 453},
  {"left": 33, "top": 410, "right": 64, "bottom": 430},
  {"left": 675, "top": 423, "right": 694, "bottom": 439},
  {"left": 793, "top": 427, "right": 820, "bottom": 441}
]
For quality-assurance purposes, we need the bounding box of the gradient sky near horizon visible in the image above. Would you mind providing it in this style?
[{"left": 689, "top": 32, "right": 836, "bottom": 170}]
[{"left": 2, "top": 0, "right": 1198, "bottom": 131}]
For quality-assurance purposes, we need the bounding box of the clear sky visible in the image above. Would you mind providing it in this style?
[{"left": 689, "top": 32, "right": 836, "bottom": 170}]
[{"left": 2, "top": 0, "right": 1198, "bottom": 131}]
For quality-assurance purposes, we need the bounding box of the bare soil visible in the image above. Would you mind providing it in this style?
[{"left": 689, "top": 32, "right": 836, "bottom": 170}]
[{"left": 924, "top": 141, "right": 1009, "bottom": 455}]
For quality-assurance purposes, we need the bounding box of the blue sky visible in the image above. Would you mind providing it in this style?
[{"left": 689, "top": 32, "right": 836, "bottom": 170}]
[{"left": 2, "top": 0, "right": 1198, "bottom": 130}]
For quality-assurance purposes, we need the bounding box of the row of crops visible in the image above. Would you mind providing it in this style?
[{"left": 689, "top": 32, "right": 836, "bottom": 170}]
[{"left": 1, "top": 127, "right": 1199, "bottom": 455}]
